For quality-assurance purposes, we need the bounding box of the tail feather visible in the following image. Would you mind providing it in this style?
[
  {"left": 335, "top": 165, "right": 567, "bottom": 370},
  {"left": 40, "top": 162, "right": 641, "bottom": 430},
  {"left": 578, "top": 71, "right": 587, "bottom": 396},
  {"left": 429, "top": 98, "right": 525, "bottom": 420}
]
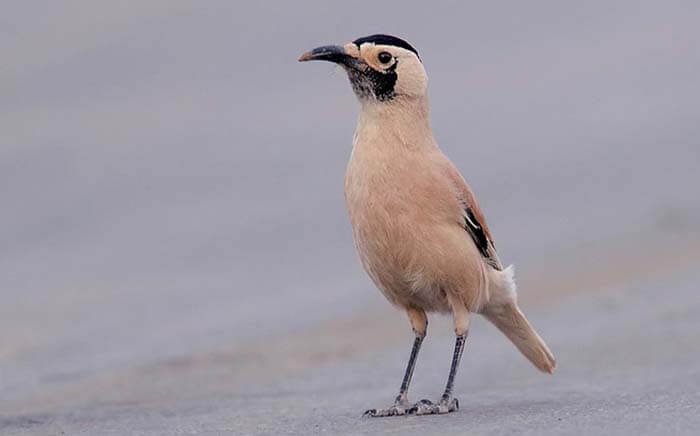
[
  {"left": 483, "top": 302, "right": 556, "bottom": 373},
  {"left": 484, "top": 265, "right": 556, "bottom": 373}
]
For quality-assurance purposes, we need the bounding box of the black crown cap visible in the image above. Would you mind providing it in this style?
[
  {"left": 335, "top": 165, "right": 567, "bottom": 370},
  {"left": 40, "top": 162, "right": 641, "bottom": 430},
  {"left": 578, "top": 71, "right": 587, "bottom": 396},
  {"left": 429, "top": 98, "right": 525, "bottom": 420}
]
[{"left": 353, "top": 34, "right": 420, "bottom": 60}]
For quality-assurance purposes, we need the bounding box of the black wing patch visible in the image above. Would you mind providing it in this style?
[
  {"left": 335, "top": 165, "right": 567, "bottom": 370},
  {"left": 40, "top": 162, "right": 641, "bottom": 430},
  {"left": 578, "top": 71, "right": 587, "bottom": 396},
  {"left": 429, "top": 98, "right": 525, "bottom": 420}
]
[{"left": 463, "top": 207, "right": 501, "bottom": 270}]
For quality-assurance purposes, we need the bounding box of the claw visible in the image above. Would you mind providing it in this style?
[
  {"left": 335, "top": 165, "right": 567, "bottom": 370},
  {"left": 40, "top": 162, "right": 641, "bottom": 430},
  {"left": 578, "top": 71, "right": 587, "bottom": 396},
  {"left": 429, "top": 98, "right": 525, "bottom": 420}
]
[
  {"left": 407, "top": 399, "right": 432, "bottom": 414},
  {"left": 409, "top": 397, "right": 459, "bottom": 415},
  {"left": 362, "top": 404, "right": 408, "bottom": 418}
]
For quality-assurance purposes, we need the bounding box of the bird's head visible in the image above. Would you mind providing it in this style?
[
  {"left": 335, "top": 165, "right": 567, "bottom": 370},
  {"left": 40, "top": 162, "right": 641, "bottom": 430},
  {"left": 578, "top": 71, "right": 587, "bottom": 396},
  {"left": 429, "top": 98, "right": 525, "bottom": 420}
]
[{"left": 299, "top": 34, "right": 426, "bottom": 103}]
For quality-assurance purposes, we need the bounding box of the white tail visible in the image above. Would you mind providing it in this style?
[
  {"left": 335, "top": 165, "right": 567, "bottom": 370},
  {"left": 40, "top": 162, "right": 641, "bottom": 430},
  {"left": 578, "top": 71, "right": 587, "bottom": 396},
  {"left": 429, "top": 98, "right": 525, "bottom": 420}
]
[{"left": 484, "top": 266, "right": 556, "bottom": 373}]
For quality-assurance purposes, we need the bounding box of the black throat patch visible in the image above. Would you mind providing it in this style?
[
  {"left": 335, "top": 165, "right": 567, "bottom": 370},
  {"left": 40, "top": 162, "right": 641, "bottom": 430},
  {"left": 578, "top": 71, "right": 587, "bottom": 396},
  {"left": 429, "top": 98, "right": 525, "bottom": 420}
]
[
  {"left": 346, "top": 34, "right": 419, "bottom": 102},
  {"left": 372, "top": 65, "right": 398, "bottom": 101},
  {"left": 350, "top": 62, "right": 397, "bottom": 101}
]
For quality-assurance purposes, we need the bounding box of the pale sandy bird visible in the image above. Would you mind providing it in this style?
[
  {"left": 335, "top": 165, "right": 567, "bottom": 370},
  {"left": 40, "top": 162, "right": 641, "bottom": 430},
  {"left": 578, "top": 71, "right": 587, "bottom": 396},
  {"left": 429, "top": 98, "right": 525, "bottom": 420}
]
[{"left": 299, "top": 34, "right": 555, "bottom": 417}]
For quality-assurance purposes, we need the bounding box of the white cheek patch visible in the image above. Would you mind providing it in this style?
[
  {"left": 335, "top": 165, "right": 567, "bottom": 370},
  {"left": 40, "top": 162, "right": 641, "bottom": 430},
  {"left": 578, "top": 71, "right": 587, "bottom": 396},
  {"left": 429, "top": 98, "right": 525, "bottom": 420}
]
[{"left": 392, "top": 56, "right": 428, "bottom": 98}]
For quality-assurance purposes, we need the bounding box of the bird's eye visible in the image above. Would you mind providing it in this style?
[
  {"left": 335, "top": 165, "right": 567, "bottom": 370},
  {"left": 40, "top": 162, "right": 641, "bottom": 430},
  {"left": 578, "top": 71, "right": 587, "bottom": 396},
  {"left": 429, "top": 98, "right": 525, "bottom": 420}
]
[{"left": 378, "top": 52, "right": 393, "bottom": 64}]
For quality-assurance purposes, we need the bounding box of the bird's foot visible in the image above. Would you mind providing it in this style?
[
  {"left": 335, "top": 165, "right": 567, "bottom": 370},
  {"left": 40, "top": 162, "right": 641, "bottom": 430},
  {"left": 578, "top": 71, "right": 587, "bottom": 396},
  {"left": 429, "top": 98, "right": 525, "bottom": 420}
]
[
  {"left": 363, "top": 397, "right": 411, "bottom": 418},
  {"left": 409, "top": 397, "right": 459, "bottom": 415}
]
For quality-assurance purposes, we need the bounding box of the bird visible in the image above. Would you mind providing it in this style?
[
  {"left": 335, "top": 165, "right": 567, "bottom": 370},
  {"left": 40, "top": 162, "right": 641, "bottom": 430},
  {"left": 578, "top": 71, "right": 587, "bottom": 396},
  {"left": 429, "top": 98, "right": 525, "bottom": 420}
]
[{"left": 299, "top": 34, "right": 556, "bottom": 417}]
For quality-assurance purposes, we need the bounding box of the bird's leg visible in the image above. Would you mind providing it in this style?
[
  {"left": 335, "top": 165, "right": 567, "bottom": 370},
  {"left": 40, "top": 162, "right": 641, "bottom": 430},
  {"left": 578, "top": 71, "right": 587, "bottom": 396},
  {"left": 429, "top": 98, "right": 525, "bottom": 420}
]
[
  {"left": 364, "top": 308, "right": 427, "bottom": 418},
  {"left": 363, "top": 335, "right": 424, "bottom": 417},
  {"left": 412, "top": 302, "right": 469, "bottom": 415}
]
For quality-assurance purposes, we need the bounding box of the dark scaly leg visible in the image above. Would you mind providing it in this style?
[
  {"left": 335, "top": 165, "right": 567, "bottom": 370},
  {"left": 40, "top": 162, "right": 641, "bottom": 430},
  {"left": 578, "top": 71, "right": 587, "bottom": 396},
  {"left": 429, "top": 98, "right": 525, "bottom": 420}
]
[
  {"left": 363, "top": 308, "right": 427, "bottom": 418},
  {"left": 412, "top": 301, "right": 469, "bottom": 415}
]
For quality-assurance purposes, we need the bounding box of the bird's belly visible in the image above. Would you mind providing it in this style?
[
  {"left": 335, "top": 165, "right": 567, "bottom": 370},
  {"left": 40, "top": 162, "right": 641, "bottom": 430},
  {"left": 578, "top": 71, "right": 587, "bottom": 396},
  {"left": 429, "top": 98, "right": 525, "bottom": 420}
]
[
  {"left": 347, "top": 200, "right": 456, "bottom": 312},
  {"left": 344, "top": 149, "right": 487, "bottom": 312}
]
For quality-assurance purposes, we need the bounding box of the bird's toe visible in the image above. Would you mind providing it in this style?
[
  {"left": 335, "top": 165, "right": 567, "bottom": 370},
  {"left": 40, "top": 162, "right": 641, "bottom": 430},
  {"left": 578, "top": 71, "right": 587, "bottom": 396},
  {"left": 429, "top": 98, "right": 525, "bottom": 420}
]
[
  {"left": 409, "top": 398, "right": 459, "bottom": 415},
  {"left": 362, "top": 404, "right": 408, "bottom": 418}
]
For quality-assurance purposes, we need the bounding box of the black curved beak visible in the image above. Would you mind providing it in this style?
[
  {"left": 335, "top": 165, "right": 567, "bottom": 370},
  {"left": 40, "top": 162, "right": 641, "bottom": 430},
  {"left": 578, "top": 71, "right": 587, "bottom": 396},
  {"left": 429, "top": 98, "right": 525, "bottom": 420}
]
[{"left": 298, "top": 45, "right": 350, "bottom": 64}]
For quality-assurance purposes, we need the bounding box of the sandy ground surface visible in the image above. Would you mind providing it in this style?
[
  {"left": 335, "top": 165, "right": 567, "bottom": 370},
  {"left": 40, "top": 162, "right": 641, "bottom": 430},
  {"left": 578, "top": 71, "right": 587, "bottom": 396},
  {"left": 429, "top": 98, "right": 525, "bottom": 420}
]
[
  {"left": 3, "top": 232, "right": 700, "bottom": 435},
  {"left": 2, "top": 2, "right": 700, "bottom": 435}
]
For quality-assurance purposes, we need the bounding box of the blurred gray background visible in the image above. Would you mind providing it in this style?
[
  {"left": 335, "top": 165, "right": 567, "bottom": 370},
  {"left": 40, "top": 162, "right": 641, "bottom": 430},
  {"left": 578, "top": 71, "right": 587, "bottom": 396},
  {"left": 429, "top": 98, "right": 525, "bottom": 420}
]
[{"left": 2, "top": 1, "right": 699, "bottom": 435}]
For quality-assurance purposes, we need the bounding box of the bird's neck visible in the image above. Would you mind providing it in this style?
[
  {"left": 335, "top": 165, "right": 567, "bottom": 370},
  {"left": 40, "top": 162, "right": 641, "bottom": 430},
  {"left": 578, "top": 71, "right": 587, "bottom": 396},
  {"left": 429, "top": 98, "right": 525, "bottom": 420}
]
[{"left": 355, "top": 94, "right": 436, "bottom": 152}]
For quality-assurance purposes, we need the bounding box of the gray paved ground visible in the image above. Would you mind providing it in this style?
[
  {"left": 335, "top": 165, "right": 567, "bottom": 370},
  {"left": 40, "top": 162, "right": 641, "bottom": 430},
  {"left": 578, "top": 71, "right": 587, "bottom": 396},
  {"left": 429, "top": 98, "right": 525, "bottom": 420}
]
[{"left": 2, "top": 2, "right": 700, "bottom": 435}]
